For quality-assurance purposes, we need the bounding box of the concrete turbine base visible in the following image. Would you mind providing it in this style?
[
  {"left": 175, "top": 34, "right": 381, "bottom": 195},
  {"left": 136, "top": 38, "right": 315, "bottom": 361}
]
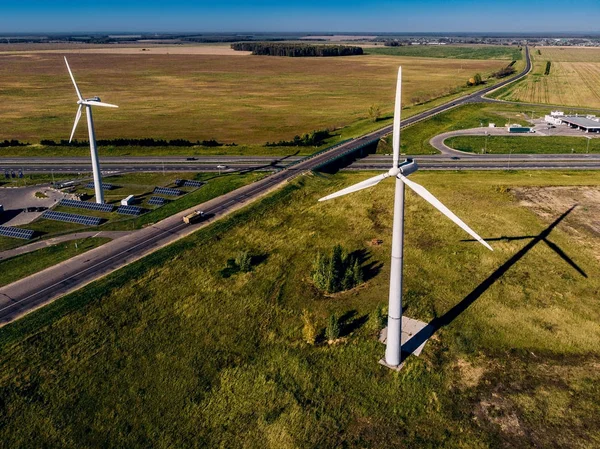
[{"left": 378, "top": 316, "right": 430, "bottom": 371}]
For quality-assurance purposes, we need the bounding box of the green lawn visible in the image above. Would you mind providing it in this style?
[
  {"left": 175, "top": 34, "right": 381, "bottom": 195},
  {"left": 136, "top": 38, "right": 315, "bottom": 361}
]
[
  {"left": 366, "top": 45, "right": 523, "bottom": 61},
  {"left": 0, "top": 171, "right": 599, "bottom": 448},
  {"left": 377, "top": 103, "right": 538, "bottom": 155},
  {"left": 446, "top": 135, "right": 600, "bottom": 154},
  {"left": 0, "top": 237, "right": 110, "bottom": 288}
]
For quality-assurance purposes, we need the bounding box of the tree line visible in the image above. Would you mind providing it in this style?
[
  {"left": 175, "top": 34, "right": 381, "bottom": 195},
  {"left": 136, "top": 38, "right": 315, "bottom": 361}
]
[
  {"left": 0, "top": 139, "right": 28, "bottom": 147},
  {"left": 265, "top": 129, "right": 331, "bottom": 147},
  {"left": 231, "top": 42, "right": 363, "bottom": 57},
  {"left": 491, "top": 60, "right": 517, "bottom": 79}
]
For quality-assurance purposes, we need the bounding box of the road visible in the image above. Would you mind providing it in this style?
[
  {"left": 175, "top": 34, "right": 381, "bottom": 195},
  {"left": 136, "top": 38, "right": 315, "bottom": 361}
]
[{"left": 0, "top": 46, "right": 537, "bottom": 324}]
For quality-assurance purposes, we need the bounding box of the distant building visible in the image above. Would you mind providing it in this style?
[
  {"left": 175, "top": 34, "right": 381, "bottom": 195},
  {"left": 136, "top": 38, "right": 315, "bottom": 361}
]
[{"left": 560, "top": 115, "right": 600, "bottom": 133}]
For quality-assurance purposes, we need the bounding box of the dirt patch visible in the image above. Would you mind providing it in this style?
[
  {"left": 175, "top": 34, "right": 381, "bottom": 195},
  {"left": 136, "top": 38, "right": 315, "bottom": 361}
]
[
  {"left": 456, "top": 358, "right": 486, "bottom": 389},
  {"left": 475, "top": 393, "right": 525, "bottom": 438},
  {"left": 513, "top": 186, "right": 600, "bottom": 259}
]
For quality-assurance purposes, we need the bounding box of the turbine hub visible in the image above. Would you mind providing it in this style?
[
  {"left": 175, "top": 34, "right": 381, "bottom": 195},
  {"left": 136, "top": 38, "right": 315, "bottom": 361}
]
[{"left": 387, "top": 167, "right": 401, "bottom": 177}]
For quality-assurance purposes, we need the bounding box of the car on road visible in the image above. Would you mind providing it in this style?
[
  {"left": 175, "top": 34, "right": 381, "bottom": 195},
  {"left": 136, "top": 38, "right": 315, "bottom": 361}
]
[
  {"left": 186, "top": 157, "right": 198, "bottom": 161},
  {"left": 216, "top": 165, "right": 228, "bottom": 170}
]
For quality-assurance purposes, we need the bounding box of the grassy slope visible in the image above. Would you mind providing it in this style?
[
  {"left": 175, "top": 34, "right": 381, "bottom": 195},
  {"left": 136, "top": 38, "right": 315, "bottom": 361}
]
[
  {"left": 0, "top": 171, "right": 599, "bottom": 448},
  {"left": 446, "top": 135, "right": 600, "bottom": 154},
  {"left": 0, "top": 237, "right": 110, "bottom": 287}
]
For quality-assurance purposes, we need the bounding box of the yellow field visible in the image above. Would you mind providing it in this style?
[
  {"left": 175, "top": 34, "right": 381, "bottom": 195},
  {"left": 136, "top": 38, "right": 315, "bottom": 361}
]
[
  {"left": 0, "top": 49, "right": 507, "bottom": 143},
  {"left": 494, "top": 46, "right": 600, "bottom": 107}
]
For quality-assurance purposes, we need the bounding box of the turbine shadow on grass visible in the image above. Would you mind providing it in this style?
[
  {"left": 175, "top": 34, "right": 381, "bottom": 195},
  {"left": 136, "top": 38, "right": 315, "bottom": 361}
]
[{"left": 402, "top": 205, "right": 585, "bottom": 358}]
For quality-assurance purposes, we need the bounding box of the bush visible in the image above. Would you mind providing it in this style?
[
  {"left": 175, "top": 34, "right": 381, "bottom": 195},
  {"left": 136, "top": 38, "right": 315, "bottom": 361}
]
[
  {"left": 235, "top": 250, "right": 252, "bottom": 272},
  {"left": 301, "top": 309, "right": 317, "bottom": 345},
  {"left": 367, "top": 304, "right": 385, "bottom": 333},
  {"left": 326, "top": 313, "right": 340, "bottom": 342},
  {"left": 311, "top": 245, "right": 364, "bottom": 294}
]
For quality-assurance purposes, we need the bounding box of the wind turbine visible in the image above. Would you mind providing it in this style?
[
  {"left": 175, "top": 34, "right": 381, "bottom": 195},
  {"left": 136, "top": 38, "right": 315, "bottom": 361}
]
[
  {"left": 64, "top": 57, "right": 118, "bottom": 204},
  {"left": 319, "top": 67, "right": 493, "bottom": 368}
]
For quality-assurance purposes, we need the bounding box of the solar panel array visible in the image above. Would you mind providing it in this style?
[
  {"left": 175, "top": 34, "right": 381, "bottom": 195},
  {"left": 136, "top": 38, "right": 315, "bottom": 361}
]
[
  {"left": 59, "top": 199, "right": 115, "bottom": 212},
  {"left": 117, "top": 205, "right": 144, "bottom": 216},
  {"left": 175, "top": 179, "right": 205, "bottom": 188},
  {"left": 153, "top": 186, "right": 183, "bottom": 196},
  {"left": 85, "top": 182, "right": 116, "bottom": 191},
  {"left": 42, "top": 211, "right": 103, "bottom": 226},
  {"left": 0, "top": 226, "right": 35, "bottom": 240},
  {"left": 148, "top": 196, "right": 168, "bottom": 206}
]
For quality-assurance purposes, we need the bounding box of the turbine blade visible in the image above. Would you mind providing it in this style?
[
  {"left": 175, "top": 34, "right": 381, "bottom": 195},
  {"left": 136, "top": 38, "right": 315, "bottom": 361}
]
[
  {"left": 392, "top": 66, "right": 402, "bottom": 168},
  {"left": 64, "top": 57, "right": 83, "bottom": 101},
  {"left": 69, "top": 104, "right": 83, "bottom": 143},
  {"left": 81, "top": 100, "right": 119, "bottom": 108},
  {"left": 398, "top": 174, "right": 493, "bottom": 251},
  {"left": 319, "top": 173, "right": 388, "bottom": 202}
]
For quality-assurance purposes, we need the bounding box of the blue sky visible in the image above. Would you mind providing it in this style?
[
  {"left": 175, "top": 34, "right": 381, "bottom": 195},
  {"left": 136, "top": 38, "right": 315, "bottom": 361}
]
[{"left": 2, "top": 0, "right": 599, "bottom": 33}]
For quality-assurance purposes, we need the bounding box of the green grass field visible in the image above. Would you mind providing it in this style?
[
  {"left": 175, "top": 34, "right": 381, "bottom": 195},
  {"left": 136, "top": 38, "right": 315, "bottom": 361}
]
[
  {"left": 366, "top": 45, "right": 523, "bottom": 61},
  {"left": 0, "top": 237, "right": 110, "bottom": 288},
  {"left": 446, "top": 135, "right": 600, "bottom": 154},
  {"left": 377, "top": 103, "right": 537, "bottom": 154},
  {"left": 0, "top": 170, "right": 598, "bottom": 448}
]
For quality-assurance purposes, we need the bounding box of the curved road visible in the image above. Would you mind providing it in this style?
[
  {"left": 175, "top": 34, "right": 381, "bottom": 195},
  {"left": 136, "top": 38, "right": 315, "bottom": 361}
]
[{"left": 0, "top": 46, "right": 535, "bottom": 324}]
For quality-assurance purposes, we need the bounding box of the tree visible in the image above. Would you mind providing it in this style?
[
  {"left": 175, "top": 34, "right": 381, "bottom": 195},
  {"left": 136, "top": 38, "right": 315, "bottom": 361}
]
[
  {"left": 473, "top": 73, "right": 482, "bottom": 85},
  {"left": 368, "top": 104, "right": 381, "bottom": 122},
  {"left": 367, "top": 304, "right": 385, "bottom": 333},
  {"left": 311, "top": 245, "right": 364, "bottom": 294},
  {"left": 235, "top": 250, "right": 252, "bottom": 272},
  {"left": 326, "top": 313, "right": 340, "bottom": 342},
  {"left": 301, "top": 309, "right": 317, "bottom": 345}
]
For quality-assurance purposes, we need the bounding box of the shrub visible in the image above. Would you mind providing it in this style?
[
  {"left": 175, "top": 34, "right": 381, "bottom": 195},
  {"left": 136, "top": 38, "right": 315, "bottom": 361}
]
[
  {"left": 301, "top": 309, "right": 317, "bottom": 345},
  {"left": 367, "top": 304, "right": 385, "bottom": 333},
  {"left": 326, "top": 313, "right": 340, "bottom": 342},
  {"left": 235, "top": 250, "right": 252, "bottom": 272}
]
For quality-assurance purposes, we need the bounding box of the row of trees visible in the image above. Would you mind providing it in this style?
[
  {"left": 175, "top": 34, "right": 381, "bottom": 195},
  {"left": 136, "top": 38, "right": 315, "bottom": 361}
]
[
  {"left": 491, "top": 60, "right": 517, "bottom": 79},
  {"left": 0, "top": 139, "right": 28, "bottom": 147},
  {"left": 265, "top": 129, "right": 331, "bottom": 147},
  {"left": 39, "top": 138, "right": 229, "bottom": 147},
  {"left": 231, "top": 42, "right": 363, "bottom": 57},
  {"left": 311, "top": 245, "right": 364, "bottom": 294}
]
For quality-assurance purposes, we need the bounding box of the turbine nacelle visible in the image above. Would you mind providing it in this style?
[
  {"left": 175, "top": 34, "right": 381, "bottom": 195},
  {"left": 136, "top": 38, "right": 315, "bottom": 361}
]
[{"left": 65, "top": 57, "right": 118, "bottom": 142}]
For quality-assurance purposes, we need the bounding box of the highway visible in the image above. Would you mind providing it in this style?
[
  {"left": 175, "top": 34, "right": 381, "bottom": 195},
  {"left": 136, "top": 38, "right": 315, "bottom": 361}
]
[{"left": 0, "top": 46, "right": 543, "bottom": 324}]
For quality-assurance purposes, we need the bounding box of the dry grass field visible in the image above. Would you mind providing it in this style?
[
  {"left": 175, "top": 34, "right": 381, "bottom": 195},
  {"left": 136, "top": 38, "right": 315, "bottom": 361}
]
[
  {"left": 0, "top": 50, "right": 507, "bottom": 144},
  {"left": 492, "top": 46, "right": 600, "bottom": 107}
]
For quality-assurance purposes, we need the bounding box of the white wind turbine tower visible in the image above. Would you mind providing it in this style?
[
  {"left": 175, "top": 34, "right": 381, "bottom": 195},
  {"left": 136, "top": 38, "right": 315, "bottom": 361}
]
[
  {"left": 319, "top": 67, "right": 493, "bottom": 369},
  {"left": 64, "top": 57, "right": 118, "bottom": 204}
]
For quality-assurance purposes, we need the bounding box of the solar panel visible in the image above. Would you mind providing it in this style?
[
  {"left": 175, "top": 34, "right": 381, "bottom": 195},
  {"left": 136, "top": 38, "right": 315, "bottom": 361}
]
[
  {"left": 117, "top": 205, "right": 144, "bottom": 216},
  {"left": 175, "top": 179, "right": 205, "bottom": 188},
  {"left": 0, "top": 226, "right": 35, "bottom": 240},
  {"left": 153, "top": 187, "right": 183, "bottom": 196},
  {"left": 148, "top": 196, "right": 169, "bottom": 206},
  {"left": 59, "top": 199, "right": 114, "bottom": 212},
  {"left": 85, "top": 182, "right": 116, "bottom": 190},
  {"left": 42, "top": 211, "right": 103, "bottom": 226}
]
